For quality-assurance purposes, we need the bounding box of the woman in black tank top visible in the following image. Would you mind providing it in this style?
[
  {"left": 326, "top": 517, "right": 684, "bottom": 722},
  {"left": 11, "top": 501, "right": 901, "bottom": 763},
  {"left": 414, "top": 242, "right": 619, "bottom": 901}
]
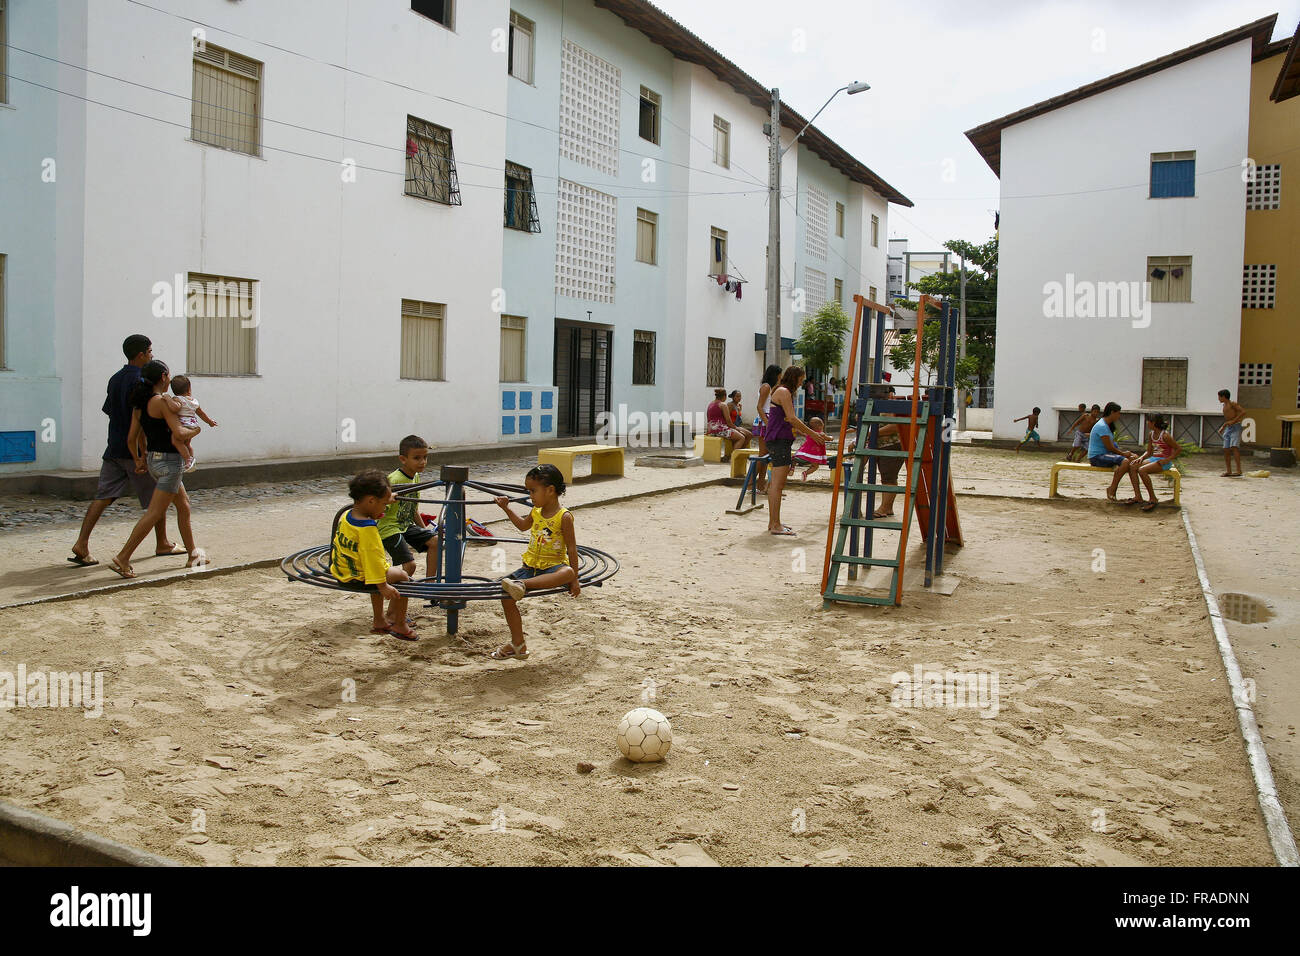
[{"left": 109, "top": 360, "right": 208, "bottom": 578}]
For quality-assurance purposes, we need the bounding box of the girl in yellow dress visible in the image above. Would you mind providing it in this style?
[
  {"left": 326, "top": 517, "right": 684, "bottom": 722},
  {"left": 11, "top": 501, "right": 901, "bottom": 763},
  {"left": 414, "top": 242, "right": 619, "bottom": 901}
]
[{"left": 491, "top": 464, "right": 580, "bottom": 660}]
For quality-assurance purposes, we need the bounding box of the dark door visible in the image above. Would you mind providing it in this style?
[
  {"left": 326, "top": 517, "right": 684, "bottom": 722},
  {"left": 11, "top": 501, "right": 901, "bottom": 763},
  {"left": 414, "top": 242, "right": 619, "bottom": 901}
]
[{"left": 554, "top": 323, "right": 612, "bottom": 438}]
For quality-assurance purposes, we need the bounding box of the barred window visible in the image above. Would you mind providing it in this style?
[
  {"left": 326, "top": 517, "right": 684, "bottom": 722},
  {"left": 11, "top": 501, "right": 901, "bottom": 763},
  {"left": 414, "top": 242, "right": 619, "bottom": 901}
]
[
  {"left": 504, "top": 161, "right": 540, "bottom": 232},
  {"left": 633, "top": 330, "right": 656, "bottom": 385},
  {"left": 1141, "top": 357, "right": 1188, "bottom": 407},
  {"left": 405, "top": 117, "right": 461, "bottom": 205},
  {"left": 706, "top": 337, "right": 725, "bottom": 389},
  {"left": 400, "top": 299, "right": 445, "bottom": 381},
  {"left": 191, "top": 44, "right": 262, "bottom": 156},
  {"left": 186, "top": 273, "right": 257, "bottom": 375}
]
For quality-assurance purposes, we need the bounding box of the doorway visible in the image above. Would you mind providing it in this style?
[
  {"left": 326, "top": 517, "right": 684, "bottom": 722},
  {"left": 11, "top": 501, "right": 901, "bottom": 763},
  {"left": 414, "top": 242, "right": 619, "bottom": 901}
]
[{"left": 554, "top": 321, "right": 613, "bottom": 438}]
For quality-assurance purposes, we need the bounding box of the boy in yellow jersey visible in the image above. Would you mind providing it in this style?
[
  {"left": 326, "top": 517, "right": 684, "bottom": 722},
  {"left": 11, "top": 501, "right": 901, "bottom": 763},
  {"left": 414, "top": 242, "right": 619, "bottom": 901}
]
[
  {"left": 331, "top": 469, "right": 417, "bottom": 640},
  {"left": 490, "top": 464, "right": 580, "bottom": 660},
  {"left": 376, "top": 434, "right": 436, "bottom": 578}
]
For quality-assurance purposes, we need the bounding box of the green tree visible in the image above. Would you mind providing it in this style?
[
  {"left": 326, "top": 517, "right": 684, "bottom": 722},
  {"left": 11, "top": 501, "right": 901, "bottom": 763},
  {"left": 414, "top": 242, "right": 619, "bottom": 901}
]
[
  {"left": 794, "top": 300, "right": 851, "bottom": 383},
  {"left": 894, "top": 236, "right": 997, "bottom": 399}
]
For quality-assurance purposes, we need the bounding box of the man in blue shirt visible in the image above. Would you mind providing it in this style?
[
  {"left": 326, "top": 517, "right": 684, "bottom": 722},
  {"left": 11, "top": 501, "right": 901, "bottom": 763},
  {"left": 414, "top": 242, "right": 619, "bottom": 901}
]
[
  {"left": 69, "top": 334, "right": 176, "bottom": 565},
  {"left": 1088, "top": 401, "right": 1141, "bottom": 504}
]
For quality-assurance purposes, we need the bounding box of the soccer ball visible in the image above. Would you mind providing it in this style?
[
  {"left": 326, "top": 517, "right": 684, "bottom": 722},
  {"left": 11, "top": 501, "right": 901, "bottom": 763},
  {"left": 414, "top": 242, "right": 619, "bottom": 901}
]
[{"left": 617, "top": 708, "right": 672, "bottom": 763}]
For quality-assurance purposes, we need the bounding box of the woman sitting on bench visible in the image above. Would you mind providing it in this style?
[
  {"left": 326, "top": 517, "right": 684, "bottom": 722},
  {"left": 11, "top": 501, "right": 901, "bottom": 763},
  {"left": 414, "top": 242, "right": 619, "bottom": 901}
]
[{"left": 706, "top": 388, "right": 750, "bottom": 449}]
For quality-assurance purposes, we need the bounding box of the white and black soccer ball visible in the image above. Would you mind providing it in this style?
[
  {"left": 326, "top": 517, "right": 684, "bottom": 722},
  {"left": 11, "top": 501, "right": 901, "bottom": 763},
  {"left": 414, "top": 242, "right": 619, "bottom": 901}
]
[{"left": 617, "top": 707, "right": 672, "bottom": 763}]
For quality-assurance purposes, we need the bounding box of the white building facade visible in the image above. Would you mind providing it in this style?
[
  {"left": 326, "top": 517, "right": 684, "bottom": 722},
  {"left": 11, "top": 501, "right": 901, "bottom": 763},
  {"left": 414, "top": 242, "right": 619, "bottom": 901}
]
[
  {"left": 0, "top": 0, "right": 908, "bottom": 474},
  {"left": 967, "top": 21, "right": 1272, "bottom": 445}
]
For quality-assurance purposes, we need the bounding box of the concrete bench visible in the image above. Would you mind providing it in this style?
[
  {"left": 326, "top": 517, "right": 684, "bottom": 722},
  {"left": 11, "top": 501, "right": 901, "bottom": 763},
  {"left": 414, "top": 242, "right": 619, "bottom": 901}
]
[
  {"left": 1050, "top": 460, "right": 1180, "bottom": 505},
  {"left": 731, "top": 446, "right": 761, "bottom": 478},
  {"left": 537, "top": 444, "right": 625, "bottom": 484},
  {"left": 693, "top": 434, "right": 734, "bottom": 462}
]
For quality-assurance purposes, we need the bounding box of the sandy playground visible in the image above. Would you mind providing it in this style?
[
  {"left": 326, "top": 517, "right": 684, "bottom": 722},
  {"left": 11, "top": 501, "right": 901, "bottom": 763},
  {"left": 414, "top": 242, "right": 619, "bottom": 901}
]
[{"left": 0, "top": 478, "right": 1276, "bottom": 866}]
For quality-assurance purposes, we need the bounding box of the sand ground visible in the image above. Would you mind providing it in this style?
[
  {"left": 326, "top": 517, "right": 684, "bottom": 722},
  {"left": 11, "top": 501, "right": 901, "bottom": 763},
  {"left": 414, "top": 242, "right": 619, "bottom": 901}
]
[{"left": 0, "top": 480, "right": 1277, "bottom": 866}]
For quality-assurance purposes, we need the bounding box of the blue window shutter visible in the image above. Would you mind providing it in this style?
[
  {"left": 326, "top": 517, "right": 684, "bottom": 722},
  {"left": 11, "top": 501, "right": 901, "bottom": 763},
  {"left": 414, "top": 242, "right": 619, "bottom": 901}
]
[{"left": 1151, "top": 159, "right": 1194, "bottom": 198}]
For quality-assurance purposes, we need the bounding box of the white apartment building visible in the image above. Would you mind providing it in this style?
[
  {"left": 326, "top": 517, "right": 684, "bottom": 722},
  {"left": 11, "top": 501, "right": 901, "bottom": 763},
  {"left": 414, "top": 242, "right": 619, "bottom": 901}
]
[
  {"left": 0, "top": 0, "right": 910, "bottom": 474},
  {"left": 967, "top": 17, "right": 1275, "bottom": 445}
]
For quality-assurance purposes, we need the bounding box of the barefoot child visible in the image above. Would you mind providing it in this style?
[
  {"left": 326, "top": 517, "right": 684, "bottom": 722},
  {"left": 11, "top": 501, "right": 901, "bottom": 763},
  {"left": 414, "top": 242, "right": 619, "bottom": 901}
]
[
  {"left": 491, "top": 463, "right": 580, "bottom": 661},
  {"left": 1064, "top": 403, "right": 1091, "bottom": 462},
  {"left": 331, "top": 469, "right": 417, "bottom": 640},
  {"left": 1135, "top": 413, "right": 1177, "bottom": 512},
  {"left": 1217, "top": 389, "right": 1246, "bottom": 477},
  {"left": 1014, "top": 407, "right": 1042, "bottom": 452},
  {"left": 377, "top": 435, "right": 437, "bottom": 579},
  {"left": 795, "top": 417, "right": 828, "bottom": 480},
  {"left": 165, "top": 375, "right": 217, "bottom": 472}
]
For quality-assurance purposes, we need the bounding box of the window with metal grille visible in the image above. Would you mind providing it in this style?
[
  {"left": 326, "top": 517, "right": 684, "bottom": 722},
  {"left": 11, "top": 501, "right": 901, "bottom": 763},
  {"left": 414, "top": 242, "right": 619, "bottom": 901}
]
[
  {"left": 186, "top": 273, "right": 257, "bottom": 375},
  {"left": 1246, "top": 163, "right": 1282, "bottom": 210},
  {"left": 835, "top": 202, "right": 845, "bottom": 238},
  {"left": 509, "top": 12, "right": 533, "bottom": 83},
  {"left": 870, "top": 214, "right": 879, "bottom": 248},
  {"left": 639, "top": 87, "right": 661, "bottom": 145},
  {"left": 636, "top": 208, "right": 657, "bottom": 264},
  {"left": 1150, "top": 150, "right": 1195, "bottom": 198},
  {"left": 411, "top": 0, "right": 453, "bottom": 28},
  {"left": 500, "top": 315, "right": 526, "bottom": 382},
  {"left": 706, "top": 337, "right": 725, "bottom": 388},
  {"left": 709, "top": 227, "right": 727, "bottom": 276},
  {"left": 191, "top": 43, "right": 262, "bottom": 156},
  {"left": 1147, "top": 255, "right": 1192, "bottom": 303},
  {"left": 405, "top": 116, "right": 461, "bottom": 205},
  {"left": 504, "top": 161, "right": 540, "bottom": 232},
  {"left": 713, "top": 116, "right": 730, "bottom": 168},
  {"left": 1242, "top": 264, "right": 1276, "bottom": 309},
  {"left": 1239, "top": 363, "right": 1272, "bottom": 386},
  {"left": 1141, "top": 357, "right": 1188, "bottom": 407},
  {"left": 400, "top": 299, "right": 445, "bottom": 381},
  {"left": 633, "top": 330, "right": 656, "bottom": 385},
  {"left": 834, "top": 278, "right": 843, "bottom": 305}
]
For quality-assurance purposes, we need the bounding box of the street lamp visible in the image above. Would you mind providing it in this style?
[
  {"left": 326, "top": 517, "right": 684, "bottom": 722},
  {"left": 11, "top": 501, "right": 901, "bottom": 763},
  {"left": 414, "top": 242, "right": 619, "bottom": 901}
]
[{"left": 764, "top": 82, "right": 870, "bottom": 370}]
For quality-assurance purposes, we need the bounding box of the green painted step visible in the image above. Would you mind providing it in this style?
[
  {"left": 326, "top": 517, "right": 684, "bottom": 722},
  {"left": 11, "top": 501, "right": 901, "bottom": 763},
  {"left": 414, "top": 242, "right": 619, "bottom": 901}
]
[
  {"left": 850, "top": 448, "right": 912, "bottom": 458},
  {"left": 823, "top": 592, "right": 895, "bottom": 606},
  {"left": 838, "top": 516, "right": 904, "bottom": 530},
  {"left": 846, "top": 482, "right": 906, "bottom": 494},
  {"left": 831, "top": 555, "right": 900, "bottom": 568}
]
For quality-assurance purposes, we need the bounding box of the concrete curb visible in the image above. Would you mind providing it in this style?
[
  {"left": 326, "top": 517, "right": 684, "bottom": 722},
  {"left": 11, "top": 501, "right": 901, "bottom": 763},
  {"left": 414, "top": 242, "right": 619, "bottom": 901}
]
[
  {"left": 1181, "top": 508, "right": 1299, "bottom": 867},
  {"left": 0, "top": 800, "right": 180, "bottom": 866}
]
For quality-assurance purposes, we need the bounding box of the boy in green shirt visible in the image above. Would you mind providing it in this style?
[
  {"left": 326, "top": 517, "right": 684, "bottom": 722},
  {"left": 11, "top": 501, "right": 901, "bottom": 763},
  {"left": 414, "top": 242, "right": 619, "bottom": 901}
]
[{"left": 377, "top": 435, "right": 436, "bottom": 578}]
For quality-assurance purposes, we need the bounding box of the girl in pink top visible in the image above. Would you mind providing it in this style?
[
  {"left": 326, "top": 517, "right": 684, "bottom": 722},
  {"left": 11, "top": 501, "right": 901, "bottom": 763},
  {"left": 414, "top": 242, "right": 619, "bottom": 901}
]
[
  {"left": 1135, "top": 413, "right": 1177, "bottom": 512},
  {"left": 795, "top": 417, "right": 828, "bottom": 480}
]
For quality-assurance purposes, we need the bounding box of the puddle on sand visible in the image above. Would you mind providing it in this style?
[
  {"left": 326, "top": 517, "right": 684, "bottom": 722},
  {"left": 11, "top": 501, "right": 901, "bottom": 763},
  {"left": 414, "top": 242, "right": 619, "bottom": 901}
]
[{"left": 1218, "top": 593, "right": 1274, "bottom": 624}]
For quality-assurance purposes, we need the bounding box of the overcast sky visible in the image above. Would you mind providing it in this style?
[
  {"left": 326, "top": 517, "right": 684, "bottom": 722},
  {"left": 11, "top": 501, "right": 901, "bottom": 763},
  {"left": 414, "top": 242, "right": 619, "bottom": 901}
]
[{"left": 653, "top": 0, "right": 1300, "bottom": 256}]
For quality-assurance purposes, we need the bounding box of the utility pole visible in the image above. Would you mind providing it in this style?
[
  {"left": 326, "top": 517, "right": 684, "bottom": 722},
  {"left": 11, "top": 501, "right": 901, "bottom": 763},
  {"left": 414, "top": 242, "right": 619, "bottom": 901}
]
[
  {"left": 958, "top": 256, "right": 967, "bottom": 434},
  {"left": 765, "top": 88, "right": 782, "bottom": 371}
]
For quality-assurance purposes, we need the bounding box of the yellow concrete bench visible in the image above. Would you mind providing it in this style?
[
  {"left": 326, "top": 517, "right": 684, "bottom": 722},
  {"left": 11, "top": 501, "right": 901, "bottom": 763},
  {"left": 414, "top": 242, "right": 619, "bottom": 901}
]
[
  {"left": 693, "top": 434, "right": 734, "bottom": 462},
  {"left": 731, "top": 446, "right": 761, "bottom": 478},
  {"left": 1050, "top": 460, "right": 1180, "bottom": 505},
  {"left": 537, "top": 444, "right": 625, "bottom": 484}
]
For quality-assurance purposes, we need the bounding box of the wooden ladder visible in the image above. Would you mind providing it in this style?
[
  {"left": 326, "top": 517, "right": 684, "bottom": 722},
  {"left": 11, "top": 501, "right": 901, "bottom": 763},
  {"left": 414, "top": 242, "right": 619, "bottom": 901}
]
[{"left": 822, "top": 398, "right": 929, "bottom": 606}]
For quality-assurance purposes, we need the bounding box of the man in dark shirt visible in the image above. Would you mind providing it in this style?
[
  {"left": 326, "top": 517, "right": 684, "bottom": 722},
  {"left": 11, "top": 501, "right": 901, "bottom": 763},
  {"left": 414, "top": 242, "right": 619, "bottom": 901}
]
[{"left": 69, "top": 334, "right": 176, "bottom": 565}]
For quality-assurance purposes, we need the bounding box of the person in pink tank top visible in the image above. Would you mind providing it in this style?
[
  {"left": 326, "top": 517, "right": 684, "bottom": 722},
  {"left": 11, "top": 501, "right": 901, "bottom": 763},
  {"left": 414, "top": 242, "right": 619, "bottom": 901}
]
[{"left": 1135, "top": 413, "right": 1178, "bottom": 512}]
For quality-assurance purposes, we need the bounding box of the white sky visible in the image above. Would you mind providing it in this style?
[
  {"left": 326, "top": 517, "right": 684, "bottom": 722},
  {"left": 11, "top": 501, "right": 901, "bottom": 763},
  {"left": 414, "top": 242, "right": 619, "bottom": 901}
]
[{"left": 652, "top": 0, "right": 1300, "bottom": 254}]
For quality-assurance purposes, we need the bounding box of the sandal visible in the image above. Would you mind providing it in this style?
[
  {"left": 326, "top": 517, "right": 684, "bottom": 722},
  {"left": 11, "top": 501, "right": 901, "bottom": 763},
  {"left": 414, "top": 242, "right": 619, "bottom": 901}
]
[
  {"left": 185, "top": 549, "right": 211, "bottom": 568},
  {"left": 501, "top": 578, "right": 526, "bottom": 601},
  {"left": 872, "top": 509, "right": 894, "bottom": 519},
  {"left": 386, "top": 624, "right": 420, "bottom": 641},
  {"left": 489, "top": 641, "right": 528, "bottom": 660},
  {"left": 108, "top": 558, "right": 135, "bottom": 580},
  {"left": 769, "top": 526, "right": 797, "bottom": 536},
  {"left": 154, "top": 545, "right": 187, "bottom": 556},
  {"left": 1140, "top": 500, "right": 1158, "bottom": 512},
  {"left": 67, "top": 552, "right": 99, "bottom": 567}
]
